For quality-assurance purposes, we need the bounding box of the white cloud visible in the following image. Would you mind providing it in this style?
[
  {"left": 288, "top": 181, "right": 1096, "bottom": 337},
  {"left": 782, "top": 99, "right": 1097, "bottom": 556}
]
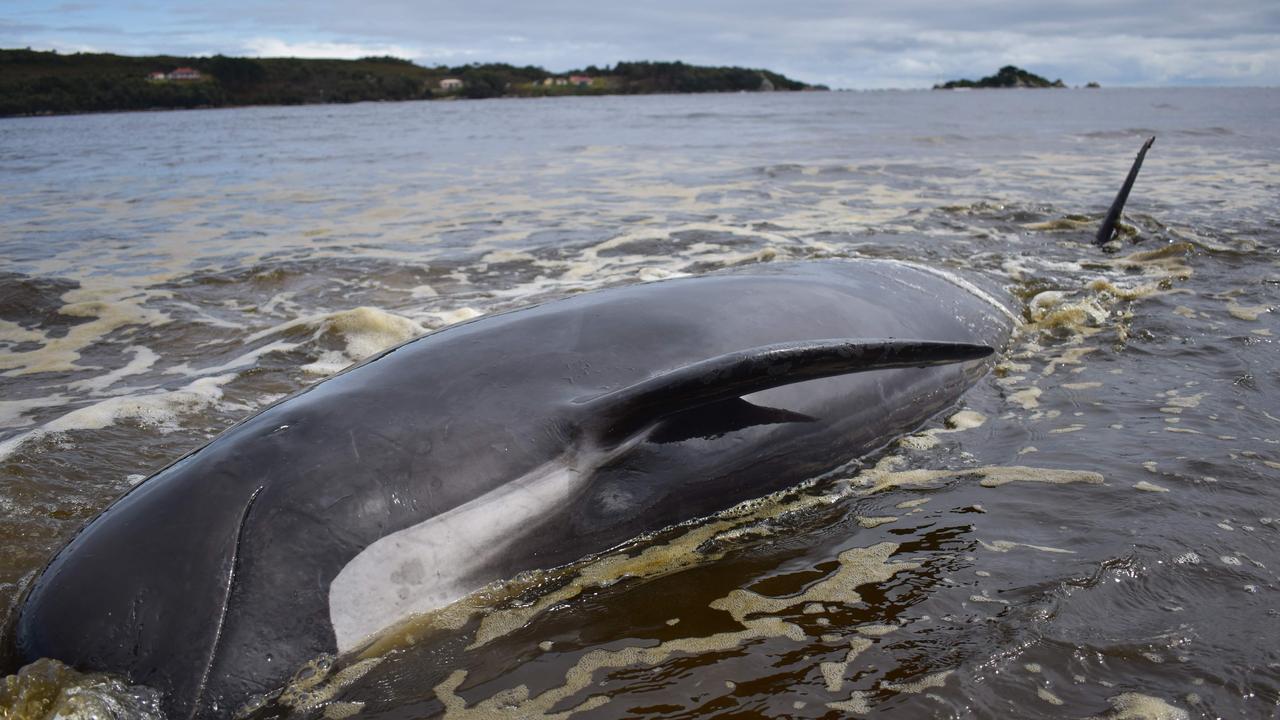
[{"left": 241, "top": 37, "right": 424, "bottom": 60}]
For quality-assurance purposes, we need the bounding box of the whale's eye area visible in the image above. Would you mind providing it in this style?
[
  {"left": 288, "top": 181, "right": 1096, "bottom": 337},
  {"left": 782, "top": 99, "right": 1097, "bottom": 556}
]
[{"left": 594, "top": 485, "right": 637, "bottom": 514}]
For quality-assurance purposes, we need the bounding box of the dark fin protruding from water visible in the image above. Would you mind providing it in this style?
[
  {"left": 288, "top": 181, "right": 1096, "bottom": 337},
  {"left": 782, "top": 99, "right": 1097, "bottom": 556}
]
[
  {"left": 583, "top": 339, "right": 993, "bottom": 446},
  {"left": 1095, "top": 136, "right": 1155, "bottom": 246}
]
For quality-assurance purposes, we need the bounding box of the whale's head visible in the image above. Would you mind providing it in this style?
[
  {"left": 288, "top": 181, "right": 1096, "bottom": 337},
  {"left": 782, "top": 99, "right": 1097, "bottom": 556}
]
[
  {"left": 7, "top": 392, "right": 395, "bottom": 719},
  {"left": 11, "top": 451, "right": 267, "bottom": 720}
]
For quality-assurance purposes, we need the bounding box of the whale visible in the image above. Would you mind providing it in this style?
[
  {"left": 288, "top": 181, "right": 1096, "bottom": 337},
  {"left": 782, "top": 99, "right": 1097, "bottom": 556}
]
[{"left": 4, "top": 258, "right": 1017, "bottom": 720}]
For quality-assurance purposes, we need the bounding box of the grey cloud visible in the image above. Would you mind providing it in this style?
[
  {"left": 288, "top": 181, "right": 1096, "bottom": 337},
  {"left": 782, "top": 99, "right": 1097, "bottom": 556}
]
[{"left": 0, "top": 19, "right": 49, "bottom": 34}]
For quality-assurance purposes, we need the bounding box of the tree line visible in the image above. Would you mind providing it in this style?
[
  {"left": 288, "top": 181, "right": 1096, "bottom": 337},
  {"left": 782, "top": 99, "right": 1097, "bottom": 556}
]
[{"left": 0, "top": 49, "right": 820, "bottom": 117}]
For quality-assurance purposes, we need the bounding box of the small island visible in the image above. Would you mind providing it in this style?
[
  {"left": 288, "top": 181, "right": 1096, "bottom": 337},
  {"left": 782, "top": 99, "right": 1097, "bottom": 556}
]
[
  {"left": 934, "top": 65, "right": 1066, "bottom": 89},
  {"left": 0, "top": 49, "right": 823, "bottom": 117}
]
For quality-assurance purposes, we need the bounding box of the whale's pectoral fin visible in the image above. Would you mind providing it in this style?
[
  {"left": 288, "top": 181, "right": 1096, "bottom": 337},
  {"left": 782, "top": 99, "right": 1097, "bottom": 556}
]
[
  {"left": 582, "top": 338, "right": 993, "bottom": 447},
  {"left": 649, "top": 397, "right": 816, "bottom": 444}
]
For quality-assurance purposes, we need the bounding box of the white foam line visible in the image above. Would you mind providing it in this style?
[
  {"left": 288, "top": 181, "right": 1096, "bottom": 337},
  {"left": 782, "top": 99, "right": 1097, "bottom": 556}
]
[
  {"left": 68, "top": 346, "right": 160, "bottom": 393},
  {"left": 0, "top": 395, "right": 72, "bottom": 430},
  {"left": 169, "top": 340, "right": 299, "bottom": 378},
  {"left": 0, "top": 374, "right": 237, "bottom": 463}
]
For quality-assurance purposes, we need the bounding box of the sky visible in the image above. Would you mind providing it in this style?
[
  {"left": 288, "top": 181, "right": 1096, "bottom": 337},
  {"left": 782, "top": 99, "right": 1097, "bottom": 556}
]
[{"left": 3, "top": 0, "right": 1278, "bottom": 89}]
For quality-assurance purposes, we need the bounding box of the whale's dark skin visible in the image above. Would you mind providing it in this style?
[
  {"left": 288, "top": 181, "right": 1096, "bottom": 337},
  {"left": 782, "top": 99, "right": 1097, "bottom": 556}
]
[{"left": 6, "top": 259, "right": 1014, "bottom": 720}]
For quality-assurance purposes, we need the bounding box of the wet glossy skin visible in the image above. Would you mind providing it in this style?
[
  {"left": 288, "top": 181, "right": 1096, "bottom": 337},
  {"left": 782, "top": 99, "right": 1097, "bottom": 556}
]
[{"left": 7, "top": 259, "right": 1012, "bottom": 719}]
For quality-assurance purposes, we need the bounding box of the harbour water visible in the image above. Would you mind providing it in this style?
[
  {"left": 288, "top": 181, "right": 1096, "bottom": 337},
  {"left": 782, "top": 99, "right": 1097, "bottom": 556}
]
[{"left": 1, "top": 87, "right": 1278, "bottom": 718}]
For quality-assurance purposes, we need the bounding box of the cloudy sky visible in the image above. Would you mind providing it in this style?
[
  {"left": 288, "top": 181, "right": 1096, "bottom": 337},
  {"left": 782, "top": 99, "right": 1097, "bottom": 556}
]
[{"left": 4, "top": 0, "right": 1278, "bottom": 88}]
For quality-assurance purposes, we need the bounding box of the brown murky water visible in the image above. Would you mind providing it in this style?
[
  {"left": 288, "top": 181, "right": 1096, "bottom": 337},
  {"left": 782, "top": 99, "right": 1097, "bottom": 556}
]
[{"left": 2, "top": 88, "right": 1278, "bottom": 719}]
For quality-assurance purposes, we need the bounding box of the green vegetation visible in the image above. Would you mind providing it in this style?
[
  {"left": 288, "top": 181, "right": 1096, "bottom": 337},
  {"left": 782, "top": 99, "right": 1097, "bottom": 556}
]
[
  {"left": 934, "top": 65, "right": 1066, "bottom": 89},
  {"left": 600, "top": 61, "right": 806, "bottom": 93},
  {"left": 0, "top": 49, "right": 819, "bottom": 117}
]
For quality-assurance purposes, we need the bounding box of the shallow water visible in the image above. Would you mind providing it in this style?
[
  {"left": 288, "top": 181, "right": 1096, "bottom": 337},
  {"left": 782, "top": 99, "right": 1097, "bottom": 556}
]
[{"left": 1, "top": 87, "right": 1278, "bottom": 719}]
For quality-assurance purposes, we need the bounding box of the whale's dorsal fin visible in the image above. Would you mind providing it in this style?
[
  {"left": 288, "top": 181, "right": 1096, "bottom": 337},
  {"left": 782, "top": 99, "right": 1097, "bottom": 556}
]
[
  {"left": 582, "top": 339, "right": 993, "bottom": 446},
  {"left": 1095, "top": 136, "right": 1155, "bottom": 246}
]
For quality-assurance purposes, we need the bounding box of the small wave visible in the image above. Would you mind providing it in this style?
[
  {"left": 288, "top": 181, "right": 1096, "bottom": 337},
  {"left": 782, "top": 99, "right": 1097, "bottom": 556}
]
[
  {"left": 0, "top": 285, "right": 170, "bottom": 378},
  {"left": 0, "top": 374, "right": 236, "bottom": 463},
  {"left": 299, "top": 307, "right": 428, "bottom": 375},
  {"left": 664, "top": 112, "right": 730, "bottom": 120},
  {"left": 0, "top": 272, "right": 85, "bottom": 334},
  {"left": 0, "top": 658, "right": 163, "bottom": 720},
  {"left": 1077, "top": 128, "right": 1160, "bottom": 140},
  {"left": 875, "top": 163, "right": 970, "bottom": 179},
  {"left": 1176, "top": 127, "right": 1234, "bottom": 137},
  {"left": 913, "top": 133, "right": 971, "bottom": 145},
  {"left": 752, "top": 162, "right": 808, "bottom": 178},
  {"left": 227, "top": 306, "right": 428, "bottom": 377}
]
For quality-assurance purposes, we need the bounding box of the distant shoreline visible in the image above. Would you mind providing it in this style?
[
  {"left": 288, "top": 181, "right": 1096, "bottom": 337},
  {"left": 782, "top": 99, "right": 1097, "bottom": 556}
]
[{"left": 0, "top": 49, "right": 825, "bottom": 119}]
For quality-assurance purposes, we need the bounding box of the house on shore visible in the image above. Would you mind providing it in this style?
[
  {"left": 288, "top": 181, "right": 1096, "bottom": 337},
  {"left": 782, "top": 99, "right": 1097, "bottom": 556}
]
[
  {"left": 147, "top": 68, "right": 202, "bottom": 81},
  {"left": 569, "top": 75, "right": 592, "bottom": 87},
  {"left": 542, "top": 77, "right": 569, "bottom": 86},
  {"left": 439, "top": 77, "right": 463, "bottom": 91}
]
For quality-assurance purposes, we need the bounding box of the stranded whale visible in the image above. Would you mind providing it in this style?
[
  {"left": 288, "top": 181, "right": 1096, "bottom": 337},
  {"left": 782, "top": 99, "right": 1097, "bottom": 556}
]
[{"left": 6, "top": 259, "right": 1016, "bottom": 719}]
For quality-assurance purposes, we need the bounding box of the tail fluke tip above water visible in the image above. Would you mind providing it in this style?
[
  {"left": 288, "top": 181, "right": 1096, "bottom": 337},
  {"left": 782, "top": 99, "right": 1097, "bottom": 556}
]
[{"left": 1095, "top": 136, "right": 1156, "bottom": 246}]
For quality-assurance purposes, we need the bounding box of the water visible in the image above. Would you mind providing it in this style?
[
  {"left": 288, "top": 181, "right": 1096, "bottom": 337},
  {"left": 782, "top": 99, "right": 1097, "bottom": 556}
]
[{"left": 1, "top": 88, "right": 1278, "bottom": 719}]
